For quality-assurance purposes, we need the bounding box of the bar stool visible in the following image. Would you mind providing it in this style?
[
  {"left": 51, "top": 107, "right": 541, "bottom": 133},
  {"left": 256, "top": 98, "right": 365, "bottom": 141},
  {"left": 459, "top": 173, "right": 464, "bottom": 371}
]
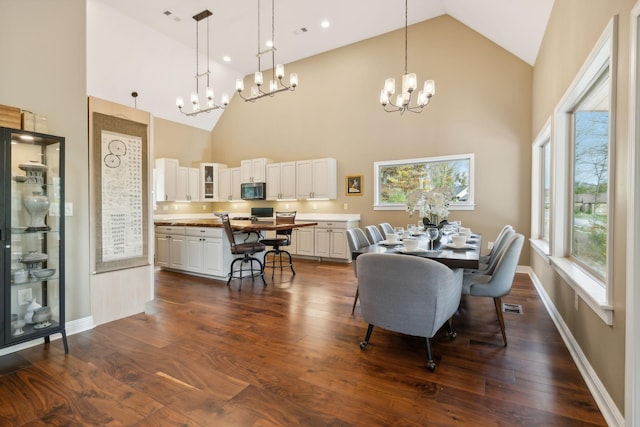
[
  {"left": 260, "top": 211, "right": 296, "bottom": 277},
  {"left": 221, "top": 214, "right": 267, "bottom": 289}
]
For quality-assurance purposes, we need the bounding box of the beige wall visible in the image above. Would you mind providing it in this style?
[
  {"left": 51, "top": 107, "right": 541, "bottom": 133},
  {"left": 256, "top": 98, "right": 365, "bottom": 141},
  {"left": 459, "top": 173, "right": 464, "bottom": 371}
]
[
  {"left": 205, "top": 15, "right": 533, "bottom": 263},
  {"left": 531, "top": 0, "right": 635, "bottom": 412},
  {"left": 0, "top": 0, "right": 90, "bottom": 321},
  {"left": 154, "top": 118, "right": 214, "bottom": 168}
]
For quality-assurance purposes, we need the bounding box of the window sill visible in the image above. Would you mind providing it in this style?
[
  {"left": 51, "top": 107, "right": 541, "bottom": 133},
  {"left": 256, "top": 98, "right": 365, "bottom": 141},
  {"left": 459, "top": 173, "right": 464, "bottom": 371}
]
[
  {"left": 529, "top": 238, "right": 550, "bottom": 263},
  {"left": 548, "top": 256, "right": 613, "bottom": 325}
]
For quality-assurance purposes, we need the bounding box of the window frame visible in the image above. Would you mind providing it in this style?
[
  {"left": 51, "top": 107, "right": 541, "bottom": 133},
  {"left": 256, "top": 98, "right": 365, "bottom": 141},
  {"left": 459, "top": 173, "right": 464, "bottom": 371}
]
[
  {"left": 373, "top": 153, "right": 475, "bottom": 211},
  {"left": 549, "top": 16, "right": 617, "bottom": 325}
]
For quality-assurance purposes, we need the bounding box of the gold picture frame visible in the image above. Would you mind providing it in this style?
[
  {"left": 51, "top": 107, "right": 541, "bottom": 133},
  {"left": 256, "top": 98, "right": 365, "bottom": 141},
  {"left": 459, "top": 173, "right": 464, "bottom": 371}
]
[{"left": 346, "top": 174, "right": 363, "bottom": 196}]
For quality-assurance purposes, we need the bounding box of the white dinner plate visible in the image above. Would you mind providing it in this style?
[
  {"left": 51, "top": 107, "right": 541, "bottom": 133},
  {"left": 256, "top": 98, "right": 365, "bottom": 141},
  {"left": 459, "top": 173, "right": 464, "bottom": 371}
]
[
  {"left": 398, "top": 247, "right": 428, "bottom": 253},
  {"left": 444, "top": 243, "right": 476, "bottom": 250},
  {"left": 379, "top": 240, "right": 402, "bottom": 246}
]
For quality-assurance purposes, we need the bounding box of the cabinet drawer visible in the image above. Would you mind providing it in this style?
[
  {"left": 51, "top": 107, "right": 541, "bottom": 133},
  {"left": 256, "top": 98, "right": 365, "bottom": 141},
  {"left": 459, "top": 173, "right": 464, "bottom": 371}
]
[
  {"left": 156, "top": 226, "right": 186, "bottom": 235},
  {"left": 314, "top": 221, "right": 348, "bottom": 229},
  {"left": 185, "top": 227, "right": 223, "bottom": 238}
]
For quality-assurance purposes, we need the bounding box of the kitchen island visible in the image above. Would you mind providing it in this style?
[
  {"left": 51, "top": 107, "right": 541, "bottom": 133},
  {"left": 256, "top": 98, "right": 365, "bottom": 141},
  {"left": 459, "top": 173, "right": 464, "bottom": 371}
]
[{"left": 154, "top": 213, "right": 360, "bottom": 280}]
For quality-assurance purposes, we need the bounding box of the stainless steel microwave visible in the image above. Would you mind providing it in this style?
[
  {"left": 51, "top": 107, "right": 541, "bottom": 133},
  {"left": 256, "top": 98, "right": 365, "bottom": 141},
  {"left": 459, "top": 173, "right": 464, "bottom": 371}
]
[{"left": 240, "top": 182, "right": 266, "bottom": 200}]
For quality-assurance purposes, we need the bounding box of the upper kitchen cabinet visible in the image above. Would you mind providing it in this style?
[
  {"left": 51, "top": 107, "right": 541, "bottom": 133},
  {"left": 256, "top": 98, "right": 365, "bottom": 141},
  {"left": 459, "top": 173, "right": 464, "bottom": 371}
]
[
  {"left": 266, "top": 162, "right": 296, "bottom": 201},
  {"left": 199, "top": 163, "right": 227, "bottom": 201},
  {"left": 296, "top": 158, "right": 337, "bottom": 200},
  {"left": 176, "top": 166, "right": 199, "bottom": 202},
  {"left": 241, "top": 158, "right": 272, "bottom": 183},
  {"left": 219, "top": 167, "right": 242, "bottom": 201},
  {"left": 155, "top": 158, "right": 179, "bottom": 202}
]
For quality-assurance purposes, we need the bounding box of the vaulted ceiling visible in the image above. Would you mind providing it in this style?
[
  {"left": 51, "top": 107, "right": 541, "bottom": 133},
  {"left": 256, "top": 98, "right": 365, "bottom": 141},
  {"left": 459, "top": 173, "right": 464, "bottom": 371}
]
[{"left": 90, "top": 0, "right": 554, "bottom": 129}]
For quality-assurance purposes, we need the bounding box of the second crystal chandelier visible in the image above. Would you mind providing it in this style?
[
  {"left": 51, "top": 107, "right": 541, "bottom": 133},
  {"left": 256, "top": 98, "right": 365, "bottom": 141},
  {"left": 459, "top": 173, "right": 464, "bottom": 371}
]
[
  {"left": 236, "top": 0, "right": 298, "bottom": 102},
  {"left": 380, "top": 0, "right": 435, "bottom": 114}
]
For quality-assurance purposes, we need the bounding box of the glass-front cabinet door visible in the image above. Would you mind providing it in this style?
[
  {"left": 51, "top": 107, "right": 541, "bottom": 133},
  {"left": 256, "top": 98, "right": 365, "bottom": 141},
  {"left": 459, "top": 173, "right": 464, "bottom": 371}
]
[{"left": 1, "top": 127, "right": 67, "bottom": 353}]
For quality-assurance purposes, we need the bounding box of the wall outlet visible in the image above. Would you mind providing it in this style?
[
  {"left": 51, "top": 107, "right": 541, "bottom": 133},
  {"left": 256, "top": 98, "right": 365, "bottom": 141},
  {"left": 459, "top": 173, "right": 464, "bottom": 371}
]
[
  {"left": 574, "top": 292, "right": 579, "bottom": 311},
  {"left": 163, "top": 205, "right": 168, "bottom": 211},
  {"left": 65, "top": 202, "right": 73, "bottom": 216},
  {"left": 488, "top": 241, "right": 494, "bottom": 250},
  {"left": 202, "top": 204, "right": 207, "bottom": 210},
  {"left": 343, "top": 203, "right": 348, "bottom": 210},
  {"left": 18, "top": 288, "right": 32, "bottom": 306},
  {"left": 312, "top": 203, "right": 318, "bottom": 209}
]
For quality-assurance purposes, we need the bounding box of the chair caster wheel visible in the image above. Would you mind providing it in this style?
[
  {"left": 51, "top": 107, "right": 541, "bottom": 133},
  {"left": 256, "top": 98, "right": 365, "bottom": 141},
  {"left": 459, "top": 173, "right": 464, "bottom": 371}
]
[
  {"left": 449, "top": 332, "right": 457, "bottom": 340},
  {"left": 359, "top": 341, "right": 368, "bottom": 351},
  {"left": 427, "top": 361, "right": 436, "bottom": 372}
]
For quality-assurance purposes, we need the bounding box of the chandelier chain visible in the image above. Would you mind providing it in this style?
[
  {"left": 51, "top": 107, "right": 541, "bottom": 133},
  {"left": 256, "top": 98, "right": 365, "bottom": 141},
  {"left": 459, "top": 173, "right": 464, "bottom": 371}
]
[{"left": 404, "top": 0, "right": 408, "bottom": 75}]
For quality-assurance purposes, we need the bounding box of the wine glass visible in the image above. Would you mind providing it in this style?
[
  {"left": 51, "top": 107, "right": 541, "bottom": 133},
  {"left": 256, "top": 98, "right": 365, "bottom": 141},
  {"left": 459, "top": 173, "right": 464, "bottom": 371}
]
[
  {"left": 426, "top": 227, "right": 439, "bottom": 251},
  {"left": 393, "top": 226, "right": 404, "bottom": 239}
]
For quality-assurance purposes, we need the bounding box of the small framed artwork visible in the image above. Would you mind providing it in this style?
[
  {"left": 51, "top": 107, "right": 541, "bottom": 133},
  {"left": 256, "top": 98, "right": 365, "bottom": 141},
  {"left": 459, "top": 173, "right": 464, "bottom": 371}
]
[{"left": 346, "top": 175, "right": 363, "bottom": 196}]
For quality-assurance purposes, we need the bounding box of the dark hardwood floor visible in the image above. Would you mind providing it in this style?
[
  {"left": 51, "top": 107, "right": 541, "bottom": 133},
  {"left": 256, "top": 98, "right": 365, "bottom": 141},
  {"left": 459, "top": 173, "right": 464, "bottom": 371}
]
[{"left": 0, "top": 260, "right": 606, "bottom": 426}]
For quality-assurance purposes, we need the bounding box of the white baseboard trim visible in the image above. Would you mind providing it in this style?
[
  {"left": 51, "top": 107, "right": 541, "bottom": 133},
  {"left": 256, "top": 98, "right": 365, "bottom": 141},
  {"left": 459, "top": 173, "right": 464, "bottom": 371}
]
[
  {"left": 0, "top": 316, "right": 94, "bottom": 357},
  {"left": 520, "top": 266, "right": 624, "bottom": 427}
]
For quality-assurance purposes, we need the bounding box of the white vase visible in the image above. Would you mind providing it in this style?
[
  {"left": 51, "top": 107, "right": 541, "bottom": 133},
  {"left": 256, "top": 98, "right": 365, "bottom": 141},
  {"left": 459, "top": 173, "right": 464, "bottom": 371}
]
[
  {"left": 23, "top": 191, "right": 50, "bottom": 231},
  {"left": 25, "top": 298, "right": 42, "bottom": 324}
]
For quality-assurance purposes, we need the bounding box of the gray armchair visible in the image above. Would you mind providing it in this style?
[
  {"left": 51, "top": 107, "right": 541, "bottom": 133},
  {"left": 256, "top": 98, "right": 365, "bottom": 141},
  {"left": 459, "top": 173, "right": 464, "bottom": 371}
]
[
  {"left": 466, "top": 226, "right": 515, "bottom": 275},
  {"left": 365, "top": 225, "right": 385, "bottom": 244},
  {"left": 462, "top": 233, "right": 524, "bottom": 346},
  {"left": 356, "top": 253, "right": 463, "bottom": 371}
]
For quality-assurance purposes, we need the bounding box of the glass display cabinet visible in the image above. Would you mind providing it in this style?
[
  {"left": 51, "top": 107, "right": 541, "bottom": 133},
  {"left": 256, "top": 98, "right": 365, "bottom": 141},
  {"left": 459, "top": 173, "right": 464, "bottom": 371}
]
[{"left": 1, "top": 127, "right": 67, "bottom": 353}]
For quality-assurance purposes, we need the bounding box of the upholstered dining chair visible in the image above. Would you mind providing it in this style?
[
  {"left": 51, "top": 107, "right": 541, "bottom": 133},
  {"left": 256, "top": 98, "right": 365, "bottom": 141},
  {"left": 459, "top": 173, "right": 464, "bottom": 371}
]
[
  {"left": 466, "top": 226, "right": 515, "bottom": 275},
  {"left": 346, "top": 228, "right": 372, "bottom": 315},
  {"left": 378, "top": 223, "right": 395, "bottom": 238},
  {"left": 462, "top": 233, "right": 524, "bottom": 346},
  {"left": 259, "top": 211, "right": 296, "bottom": 277},
  {"left": 356, "top": 253, "right": 463, "bottom": 371},
  {"left": 480, "top": 225, "right": 514, "bottom": 263},
  {"left": 365, "top": 225, "right": 385, "bottom": 244},
  {"left": 221, "top": 214, "right": 267, "bottom": 289}
]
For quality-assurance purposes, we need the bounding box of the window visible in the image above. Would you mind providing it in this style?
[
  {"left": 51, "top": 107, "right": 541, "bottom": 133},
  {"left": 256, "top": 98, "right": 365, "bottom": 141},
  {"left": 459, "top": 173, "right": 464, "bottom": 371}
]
[
  {"left": 373, "top": 153, "right": 474, "bottom": 211},
  {"left": 543, "top": 141, "right": 551, "bottom": 241},
  {"left": 548, "top": 16, "right": 616, "bottom": 324},
  {"left": 571, "top": 77, "right": 610, "bottom": 280},
  {"left": 531, "top": 120, "right": 551, "bottom": 255}
]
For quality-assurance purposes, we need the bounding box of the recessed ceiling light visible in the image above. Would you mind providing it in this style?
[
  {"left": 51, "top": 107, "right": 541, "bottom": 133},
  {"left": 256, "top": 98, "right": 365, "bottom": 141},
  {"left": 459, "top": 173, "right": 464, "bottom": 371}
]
[
  {"left": 321, "top": 19, "right": 330, "bottom": 29},
  {"left": 223, "top": 55, "right": 231, "bottom": 62}
]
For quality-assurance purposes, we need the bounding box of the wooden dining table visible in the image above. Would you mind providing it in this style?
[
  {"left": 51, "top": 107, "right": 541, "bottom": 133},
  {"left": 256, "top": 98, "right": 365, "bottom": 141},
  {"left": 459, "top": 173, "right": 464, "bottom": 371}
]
[{"left": 352, "top": 234, "right": 482, "bottom": 269}]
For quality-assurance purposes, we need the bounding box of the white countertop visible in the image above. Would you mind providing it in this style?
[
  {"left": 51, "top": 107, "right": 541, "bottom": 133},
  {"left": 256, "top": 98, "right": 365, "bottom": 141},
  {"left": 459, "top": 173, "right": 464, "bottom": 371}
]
[{"left": 153, "top": 212, "right": 360, "bottom": 222}]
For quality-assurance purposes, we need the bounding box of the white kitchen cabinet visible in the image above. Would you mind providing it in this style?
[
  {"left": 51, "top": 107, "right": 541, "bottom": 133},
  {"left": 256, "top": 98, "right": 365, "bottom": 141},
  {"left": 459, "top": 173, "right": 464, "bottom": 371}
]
[
  {"left": 219, "top": 167, "right": 242, "bottom": 201},
  {"left": 295, "top": 226, "right": 316, "bottom": 256},
  {"left": 155, "top": 158, "right": 179, "bottom": 201},
  {"left": 296, "top": 158, "right": 337, "bottom": 200},
  {"left": 185, "top": 227, "right": 225, "bottom": 276},
  {"left": 314, "top": 227, "right": 347, "bottom": 259},
  {"left": 266, "top": 161, "right": 296, "bottom": 200},
  {"left": 199, "top": 163, "right": 228, "bottom": 201},
  {"left": 241, "top": 158, "right": 272, "bottom": 183},
  {"left": 177, "top": 166, "right": 200, "bottom": 201},
  {"left": 155, "top": 226, "right": 187, "bottom": 270}
]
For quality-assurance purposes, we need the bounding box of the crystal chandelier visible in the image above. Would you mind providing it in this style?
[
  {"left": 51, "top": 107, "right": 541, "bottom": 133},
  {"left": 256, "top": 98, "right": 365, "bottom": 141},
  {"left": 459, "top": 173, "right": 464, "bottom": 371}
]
[
  {"left": 236, "top": 0, "right": 298, "bottom": 102},
  {"left": 176, "top": 10, "right": 228, "bottom": 116},
  {"left": 379, "top": 0, "right": 435, "bottom": 114}
]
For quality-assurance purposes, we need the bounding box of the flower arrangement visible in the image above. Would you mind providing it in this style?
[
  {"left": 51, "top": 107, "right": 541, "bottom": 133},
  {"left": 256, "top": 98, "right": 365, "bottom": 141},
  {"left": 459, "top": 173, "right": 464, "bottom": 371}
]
[{"left": 406, "top": 188, "right": 452, "bottom": 227}]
